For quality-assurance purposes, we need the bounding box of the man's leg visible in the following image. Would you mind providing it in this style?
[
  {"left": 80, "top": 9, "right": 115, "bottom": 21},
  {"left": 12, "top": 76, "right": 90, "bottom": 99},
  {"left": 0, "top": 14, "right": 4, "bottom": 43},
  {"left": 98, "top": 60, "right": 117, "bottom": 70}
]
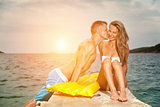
[
  {"left": 112, "top": 60, "right": 127, "bottom": 102},
  {"left": 23, "top": 99, "right": 36, "bottom": 107},
  {"left": 24, "top": 80, "right": 54, "bottom": 107},
  {"left": 24, "top": 69, "right": 64, "bottom": 107},
  {"left": 35, "top": 69, "right": 61, "bottom": 102},
  {"left": 34, "top": 86, "right": 54, "bottom": 102}
]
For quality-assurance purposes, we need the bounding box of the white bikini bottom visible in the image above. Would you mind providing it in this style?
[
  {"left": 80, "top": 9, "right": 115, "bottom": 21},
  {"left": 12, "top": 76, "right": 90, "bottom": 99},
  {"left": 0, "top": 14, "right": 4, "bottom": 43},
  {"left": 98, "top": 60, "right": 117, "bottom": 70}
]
[{"left": 102, "top": 56, "right": 121, "bottom": 63}]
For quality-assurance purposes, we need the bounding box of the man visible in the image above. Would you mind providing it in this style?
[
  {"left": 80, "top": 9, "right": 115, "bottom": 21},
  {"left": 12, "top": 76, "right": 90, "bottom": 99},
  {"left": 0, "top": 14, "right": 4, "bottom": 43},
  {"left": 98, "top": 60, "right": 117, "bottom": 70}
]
[{"left": 24, "top": 20, "right": 108, "bottom": 107}]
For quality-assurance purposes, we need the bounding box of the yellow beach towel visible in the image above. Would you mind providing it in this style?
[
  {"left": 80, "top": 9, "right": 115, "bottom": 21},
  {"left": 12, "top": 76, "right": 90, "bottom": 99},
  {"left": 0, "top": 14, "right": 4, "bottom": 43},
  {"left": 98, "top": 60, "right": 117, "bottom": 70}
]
[{"left": 46, "top": 73, "right": 100, "bottom": 97}]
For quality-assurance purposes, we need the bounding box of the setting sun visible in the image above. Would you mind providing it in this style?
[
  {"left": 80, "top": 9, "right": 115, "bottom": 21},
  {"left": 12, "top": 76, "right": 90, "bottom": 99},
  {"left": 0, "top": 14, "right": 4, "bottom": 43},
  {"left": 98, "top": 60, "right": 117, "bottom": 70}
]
[
  {"left": 58, "top": 40, "right": 65, "bottom": 49},
  {"left": 56, "top": 40, "right": 67, "bottom": 53}
]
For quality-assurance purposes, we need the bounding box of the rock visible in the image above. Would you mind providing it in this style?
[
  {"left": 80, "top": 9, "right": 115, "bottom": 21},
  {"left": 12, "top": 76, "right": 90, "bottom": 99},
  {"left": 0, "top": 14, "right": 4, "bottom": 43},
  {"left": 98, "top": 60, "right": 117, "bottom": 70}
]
[
  {"left": 37, "top": 88, "right": 151, "bottom": 107},
  {"left": 130, "top": 43, "right": 160, "bottom": 53},
  {"left": 0, "top": 51, "right": 4, "bottom": 53}
]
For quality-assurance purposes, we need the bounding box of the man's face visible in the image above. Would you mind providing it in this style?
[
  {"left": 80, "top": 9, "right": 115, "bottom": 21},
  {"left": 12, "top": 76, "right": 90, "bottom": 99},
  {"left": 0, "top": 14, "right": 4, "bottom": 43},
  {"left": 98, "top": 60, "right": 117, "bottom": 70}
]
[{"left": 100, "top": 24, "right": 108, "bottom": 40}]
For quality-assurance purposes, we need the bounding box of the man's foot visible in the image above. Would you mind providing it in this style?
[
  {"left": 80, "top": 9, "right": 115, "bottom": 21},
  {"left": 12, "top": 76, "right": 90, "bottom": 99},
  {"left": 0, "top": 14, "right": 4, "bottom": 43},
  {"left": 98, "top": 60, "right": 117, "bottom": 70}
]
[
  {"left": 118, "top": 90, "right": 127, "bottom": 102},
  {"left": 23, "top": 99, "right": 36, "bottom": 107},
  {"left": 110, "top": 92, "right": 119, "bottom": 101}
]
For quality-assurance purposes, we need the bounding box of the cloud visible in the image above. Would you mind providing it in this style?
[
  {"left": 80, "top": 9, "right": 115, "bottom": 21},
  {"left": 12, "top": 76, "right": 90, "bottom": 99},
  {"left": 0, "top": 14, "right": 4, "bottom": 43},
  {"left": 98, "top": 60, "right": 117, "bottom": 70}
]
[{"left": 0, "top": 0, "right": 160, "bottom": 52}]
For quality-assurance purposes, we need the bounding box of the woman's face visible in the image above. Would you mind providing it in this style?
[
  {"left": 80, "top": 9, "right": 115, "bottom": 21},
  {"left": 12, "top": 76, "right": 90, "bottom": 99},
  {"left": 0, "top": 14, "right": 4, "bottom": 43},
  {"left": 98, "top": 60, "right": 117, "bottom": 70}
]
[{"left": 108, "top": 25, "right": 119, "bottom": 41}]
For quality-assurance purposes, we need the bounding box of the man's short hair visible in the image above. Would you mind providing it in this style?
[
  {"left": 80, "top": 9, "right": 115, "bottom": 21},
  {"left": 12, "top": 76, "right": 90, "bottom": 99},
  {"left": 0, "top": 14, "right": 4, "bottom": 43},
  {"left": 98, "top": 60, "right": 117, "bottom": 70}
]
[{"left": 91, "top": 21, "right": 107, "bottom": 35}]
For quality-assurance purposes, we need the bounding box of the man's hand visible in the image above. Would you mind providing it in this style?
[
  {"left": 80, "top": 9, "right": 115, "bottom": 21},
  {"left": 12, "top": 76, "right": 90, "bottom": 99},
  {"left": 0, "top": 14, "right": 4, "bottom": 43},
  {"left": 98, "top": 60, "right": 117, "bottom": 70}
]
[{"left": 23, "top": 99, "right": 36, "bottom": 107}]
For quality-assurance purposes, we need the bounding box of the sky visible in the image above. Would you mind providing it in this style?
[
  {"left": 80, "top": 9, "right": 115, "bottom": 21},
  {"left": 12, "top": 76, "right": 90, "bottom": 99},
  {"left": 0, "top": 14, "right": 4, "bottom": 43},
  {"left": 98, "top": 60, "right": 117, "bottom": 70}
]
[{"left": 0, "top": 0, "right": 160, "bottom": 53}]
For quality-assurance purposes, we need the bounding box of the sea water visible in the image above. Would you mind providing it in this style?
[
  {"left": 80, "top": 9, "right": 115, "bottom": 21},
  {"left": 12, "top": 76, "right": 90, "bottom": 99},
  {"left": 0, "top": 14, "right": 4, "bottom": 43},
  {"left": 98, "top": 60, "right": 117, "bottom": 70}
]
[
  {"left": 127, "top": 53, "right": 160, "bottom": 107},
  {"left": 0, "top": 53, "right": 159, "bottom": 107}
]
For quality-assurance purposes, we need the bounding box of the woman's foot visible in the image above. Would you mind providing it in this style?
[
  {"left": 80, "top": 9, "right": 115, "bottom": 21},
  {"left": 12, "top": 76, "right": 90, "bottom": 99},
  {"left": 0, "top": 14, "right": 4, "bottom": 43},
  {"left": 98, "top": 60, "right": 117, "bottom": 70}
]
[
  {"left": 118, "top": 90, "right": 127, "bottom": 102},
  {"left": 110, "top": 92, "right": 119, "bottom": 100}
]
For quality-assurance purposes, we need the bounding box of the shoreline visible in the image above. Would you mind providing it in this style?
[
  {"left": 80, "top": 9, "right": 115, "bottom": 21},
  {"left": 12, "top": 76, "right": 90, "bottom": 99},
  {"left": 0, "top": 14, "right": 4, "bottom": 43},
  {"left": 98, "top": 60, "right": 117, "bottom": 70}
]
[{"left": 1, "top": 52, "right": 160, "bottom": 55}]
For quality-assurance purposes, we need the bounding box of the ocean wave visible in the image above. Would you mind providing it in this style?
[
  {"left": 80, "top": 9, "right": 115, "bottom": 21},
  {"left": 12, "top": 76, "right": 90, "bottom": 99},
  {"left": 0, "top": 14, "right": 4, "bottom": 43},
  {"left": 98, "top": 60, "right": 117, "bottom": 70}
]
[
  {"left": 5, "top": 66, "right": 10, "bottom": 70},
  {"left": 33, "top": 78, "right": 41, "bottom": 81},
  {"left": 0, "top": 83, "right": 5, "bottom": 85},
  {"left": 0, "top": 96, "right": 24, "bottom": 99},
  {"left": 146, "top": 87, "right": 160, "bottom": 92},
  {"left": 14, "top": 65, "right": 20, "bottom": 69},
  {"left": 31, "top": 84, "right": 39, "bottom": 86},
  {"left": 18, "top": 76, "right": 33, "bottom": 79},
  {"left": 15, "top": 85, "right": 28, "bottom": 88},
  {"left": 0, "top": 79, "right": 7, "bottom": 82}
]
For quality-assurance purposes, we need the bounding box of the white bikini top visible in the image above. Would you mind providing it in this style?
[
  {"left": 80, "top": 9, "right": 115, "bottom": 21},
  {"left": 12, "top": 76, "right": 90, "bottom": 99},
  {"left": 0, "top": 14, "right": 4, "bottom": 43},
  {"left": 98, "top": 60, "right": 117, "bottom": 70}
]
[
  {"left": 103, "top": 39, "right": 109, "bottom": 42},
  {"left": 101, "top": 39, "right": 121, "bottom": 64}
]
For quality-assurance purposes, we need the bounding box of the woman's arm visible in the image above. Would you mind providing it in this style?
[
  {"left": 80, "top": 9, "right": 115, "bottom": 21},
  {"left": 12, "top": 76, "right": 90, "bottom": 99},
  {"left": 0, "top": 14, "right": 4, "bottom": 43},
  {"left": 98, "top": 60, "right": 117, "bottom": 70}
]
[
  {"left": 123, "top": 44, "right": 129, "bottom": 75},
  {"left": 122, "top": 44, "right": 129, "bottom": 88}
]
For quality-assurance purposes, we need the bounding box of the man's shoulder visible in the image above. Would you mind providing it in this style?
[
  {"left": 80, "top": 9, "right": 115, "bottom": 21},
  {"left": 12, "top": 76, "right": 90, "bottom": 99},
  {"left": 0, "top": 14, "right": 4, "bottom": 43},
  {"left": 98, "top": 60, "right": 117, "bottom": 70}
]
[
  {"left": 81, "top": 39, "right": 92, "bottom": 44},
  {"left": 80, "top": 39, "right": 94, "bottom": 47},
  {"left": 78, "top": 39, "right": 96, "bottom": 53}
]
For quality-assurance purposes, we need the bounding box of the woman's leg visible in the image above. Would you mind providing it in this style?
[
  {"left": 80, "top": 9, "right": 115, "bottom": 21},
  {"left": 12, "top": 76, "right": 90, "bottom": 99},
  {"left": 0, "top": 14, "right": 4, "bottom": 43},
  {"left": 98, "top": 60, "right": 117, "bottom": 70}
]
[
  {"left": 97, "top": 66, "right": 109, "bottom": 91},
  {"left": 112, "top": 60, "right": 127, "bottom": 102},
  {"left": 102, "top": 58, "right": 119, "bottom": 100}
]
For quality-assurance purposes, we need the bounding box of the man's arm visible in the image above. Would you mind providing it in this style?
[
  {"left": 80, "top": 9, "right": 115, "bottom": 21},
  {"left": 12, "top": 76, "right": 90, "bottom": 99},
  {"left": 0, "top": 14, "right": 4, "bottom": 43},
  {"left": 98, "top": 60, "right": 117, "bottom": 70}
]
[
  {"left": 70, "top": 42, "right": 85, "bottom": 82},
  {"left": 98, "top": 41, "right": 103, "bottom": 61},
  {"left": 70, "top": 65, "right": 81, "bottom": 82},
  {"left": 70, "top": 41, "right": 95, "bottom": 82}
]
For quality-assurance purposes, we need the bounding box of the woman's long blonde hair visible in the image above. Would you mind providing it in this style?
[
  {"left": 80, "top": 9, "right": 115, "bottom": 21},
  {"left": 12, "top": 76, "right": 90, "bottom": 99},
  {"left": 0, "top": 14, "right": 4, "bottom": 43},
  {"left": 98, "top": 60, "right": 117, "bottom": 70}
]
[{"left": 110, "top": 20, "right": 129, "bottom": 65}]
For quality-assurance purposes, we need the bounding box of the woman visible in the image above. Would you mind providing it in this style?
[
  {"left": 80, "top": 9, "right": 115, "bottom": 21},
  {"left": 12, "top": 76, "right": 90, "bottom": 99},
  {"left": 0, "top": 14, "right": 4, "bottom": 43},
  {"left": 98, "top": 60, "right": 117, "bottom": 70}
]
[{"left": 97, "top": 20, "right": 129, "bottom": 102}]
